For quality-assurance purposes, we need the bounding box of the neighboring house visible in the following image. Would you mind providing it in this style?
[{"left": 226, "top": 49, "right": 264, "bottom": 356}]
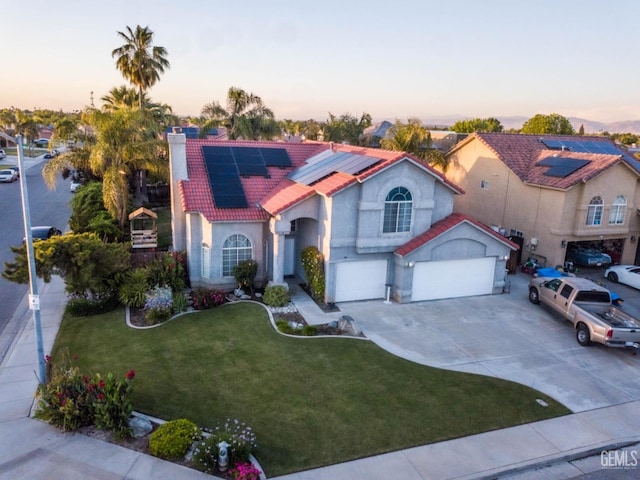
[
  {"left": 444, "top": 133, "right": 640, "bottom": 268},
  {"left": 168, "top": 134, "right": 517, "bottom": 303}
]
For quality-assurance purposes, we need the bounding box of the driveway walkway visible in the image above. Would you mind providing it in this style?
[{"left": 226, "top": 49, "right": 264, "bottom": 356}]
[{"left": 335, "top": 272, "right": 640, "bottom": 413}]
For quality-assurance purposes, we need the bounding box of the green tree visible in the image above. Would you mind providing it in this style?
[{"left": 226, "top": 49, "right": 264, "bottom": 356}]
[
  {"left": 199, "top": 87, "right": 280, "bottom": 140},
  {"left": 611, "top": 133, "right": 639, "bottom": 145},
  {"left": 380, "top": 118, "right": 448, "bottom": 171},
  {"left": 578, "top": 124, "right": 585, "bottom": 135},
  {"left": 69, "top": 181, "right": 120, "bottom": 241},
  {"left": 111, "top": 25, "right": 170, "bottom": 110},
  {"left": 521, "top": 113, "right": 575, "bottom": 135},
  {"left": 3, "top": 233, "right": 131, "bottom": 295},
  {"left": 323, "top": 112, "right": 372, "bottom": 145},
  {"left": 450, "top": 117, "right": 503, "bottom": 133}
]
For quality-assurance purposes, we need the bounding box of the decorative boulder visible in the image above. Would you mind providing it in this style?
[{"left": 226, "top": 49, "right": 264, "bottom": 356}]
[
  {"left": 129, "top": 415, "right": 153, "bottom": 438},
  {"left": 338, "top": 315, "right": 362, "bottom": 336}
]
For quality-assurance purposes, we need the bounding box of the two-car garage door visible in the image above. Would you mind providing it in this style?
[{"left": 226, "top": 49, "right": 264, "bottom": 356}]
[{"left": 411, "top": 257, "right": 495, "bottom": 302}]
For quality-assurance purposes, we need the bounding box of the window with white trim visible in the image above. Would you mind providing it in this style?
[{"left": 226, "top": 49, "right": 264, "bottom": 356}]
[
  {"left": 586, "top": 196, "right": 603, "bottom": 226},
  {"left": 480, "top": 180, "right": 489, "bottom": 190},
  {"left": 222, "top": 234, "right": 253, "bottom": 276},
  {"left": 609, "top": 195, "right": 626, "bottom": 225},
  {"left": 383, "top": 187, "right": 412, "bottom": 233}
]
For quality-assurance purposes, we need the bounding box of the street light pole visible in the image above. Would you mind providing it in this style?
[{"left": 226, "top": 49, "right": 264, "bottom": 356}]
[{"left": 0, "top": 132, "right": 47, "bottom": 384}]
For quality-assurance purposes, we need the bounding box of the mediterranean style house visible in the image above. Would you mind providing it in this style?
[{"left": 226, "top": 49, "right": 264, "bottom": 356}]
[
  {"left": 444, "top": 133, "right": 640, "bottom": 268},
  {"left": 168, "top": 132, "right": 517, "bottom": 303}
]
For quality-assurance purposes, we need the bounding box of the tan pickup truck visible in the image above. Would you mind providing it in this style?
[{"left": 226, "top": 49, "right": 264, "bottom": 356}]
[{"left": 529, "top": 276, "right": 640, "bottom": 352}]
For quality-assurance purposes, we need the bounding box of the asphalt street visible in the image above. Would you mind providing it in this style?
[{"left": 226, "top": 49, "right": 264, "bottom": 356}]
[{"left": 0, "top": 155, "right": 71, "bottom": 362}]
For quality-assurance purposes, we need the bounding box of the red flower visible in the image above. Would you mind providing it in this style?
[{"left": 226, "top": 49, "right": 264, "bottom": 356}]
[
  {"left": 45, "top": 355, "right": 52, "bottom": 364},
  {"left": 98, "top": 379, "right": 105, "bottom": 388},
  {"left": 125, "top": 369, "right": 136, "bottom": 380},
  {"left": 97, "top": 393, "right": 105, "bottom": 400}
]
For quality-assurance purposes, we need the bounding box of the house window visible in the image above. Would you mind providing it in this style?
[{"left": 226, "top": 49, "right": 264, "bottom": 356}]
[
  {"left": 586, "top": 196, "right": 603, "bottom": 226},
  {"left": 201, "top": 245, "right": 210, "bottom": 278},
  {"left": 609, "top": 195, "right": 626, "bottom": 225},
  {"left": 480, "top": 180, "right": 489, "bottom": 190},
  {"left": 383, "top": 187, "right": 412, "bottom": 233},
  {"left": 222, "top": 234, "right": 253, "bottom": 276},
  {"left": 509, "top": 229, "right": 524, "bottom": 238}
]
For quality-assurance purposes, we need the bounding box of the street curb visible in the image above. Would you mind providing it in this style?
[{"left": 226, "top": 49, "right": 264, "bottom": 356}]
[{"left": 464, "top": 438, "right": 640, "bottom": 479}]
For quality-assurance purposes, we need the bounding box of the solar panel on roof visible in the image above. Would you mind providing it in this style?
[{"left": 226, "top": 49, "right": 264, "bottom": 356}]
[
  {"left": 540, "top": 138, "right": 624, "bottom": 156},
  {"left": 202, "top": 146, "right": 248, "bottom": 209},
  {"left": 288, "top": 151, "right": 381, "bottom": 185},
  {"left": 536, "top": 156, "right": 590, "bottom": 178},
  {"left": 261, "top": 148, "right": 292, "bottom": 167}
]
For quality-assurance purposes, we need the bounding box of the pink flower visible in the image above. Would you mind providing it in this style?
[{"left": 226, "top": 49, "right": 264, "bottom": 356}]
[{"left": 125, "top": 369, "right": 136, "bottom": 380}]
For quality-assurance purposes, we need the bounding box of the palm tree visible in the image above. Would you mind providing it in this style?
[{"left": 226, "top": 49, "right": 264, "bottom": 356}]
[
  {"left": 200, "top": 87, "right": 280, "bottom": 140},
  {"left": 111, "top": 25, "right": 170, "bottom": 110},
  {"left": 380, "top": 119, "right": 448, "bottom": 171}
]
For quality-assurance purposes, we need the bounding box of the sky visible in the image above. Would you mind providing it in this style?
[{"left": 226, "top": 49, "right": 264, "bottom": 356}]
[{"left": 3, "top": 0, "right": 640, "bottom": 123}]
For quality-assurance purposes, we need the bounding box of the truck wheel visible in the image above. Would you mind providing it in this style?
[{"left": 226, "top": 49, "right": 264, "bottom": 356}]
[
  {"left": 607, "top": 272, "right": 618, "bottom": 283},
  {"left": 576, "top": 324, "right": 592, "bottom": 346},
  {"left": 528, "top": 287, "right": 540, "bottom": 304}
]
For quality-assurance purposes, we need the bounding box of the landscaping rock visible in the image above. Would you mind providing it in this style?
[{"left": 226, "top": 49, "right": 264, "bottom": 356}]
[
  {"left": 240, "top": 294, "right": 252, "bottom": 300},
  {"left": 338, "top": 315, "right": 362, "bottom": 336},
  {"left": 129, "top": 416, "right": 153, "bottom": 438}
]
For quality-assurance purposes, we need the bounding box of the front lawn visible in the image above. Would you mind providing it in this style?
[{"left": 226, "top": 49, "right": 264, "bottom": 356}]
[{"left": 52, "top": 303, "right": 569, "bottom": 477}]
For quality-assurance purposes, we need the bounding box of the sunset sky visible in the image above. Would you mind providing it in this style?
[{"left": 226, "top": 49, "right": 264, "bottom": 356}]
[{"left": 3, "top": 0, "right": 639, "bottom": 123}]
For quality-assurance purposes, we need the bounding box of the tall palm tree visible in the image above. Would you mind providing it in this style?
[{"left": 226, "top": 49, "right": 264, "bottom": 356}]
[
  {"left": 200, "top": 87, "right": 280, "bottom": 140},
  {"left": 380, "top": 119, "right": 448, "bottom": 171},
  {"left": 111, "top": 25, "right": 170, "bottom": 110}
]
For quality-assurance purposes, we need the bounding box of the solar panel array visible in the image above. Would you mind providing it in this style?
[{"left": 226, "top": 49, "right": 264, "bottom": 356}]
[
  {"left": 540, "top": 138, "right": 622, "bottom": 155},
  {"left": 288, "top": 151, "right": 381, "bottom": 185},
  {"left": 202, "top": 146, "right": 292, "bottom": 208},
  {"left": 536, "top": 156, "right": 591, "bottom": 178}
]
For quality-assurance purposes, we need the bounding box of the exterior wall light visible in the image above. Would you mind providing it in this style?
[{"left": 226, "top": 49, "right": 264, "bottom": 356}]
[{"left": 561, "top": 239, "right": 567, "bottom": 247}]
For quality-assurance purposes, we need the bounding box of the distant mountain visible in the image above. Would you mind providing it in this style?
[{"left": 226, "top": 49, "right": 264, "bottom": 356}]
[{"left": 421, "top": 115, "right": 640, "bottom": 135}]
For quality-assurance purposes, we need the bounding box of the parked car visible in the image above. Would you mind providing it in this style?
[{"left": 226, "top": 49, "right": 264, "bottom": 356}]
[
  {"left": 33, "top": 138, "right": 49, "bottom": 147},
  {"left": 8, "top": 166, "right": 19, "bottom": 178},
  {"left": 43, "top": 150, "right": 58, "bottom": 159},
  {"left": 25, "top": 226, "right": 62, "bottom": 242},
  {"left": 70, "top": 180, "right": 82, "bottom": 192},
  {"left": 566, "top": 246, "right": 612, "bottom": 267},
  {"left": 605, "top": 265, "right": 640, "bottom": 290},
  {"left": 0, "top": 149, "right": 6, "bottom": 159},
  {"left": 0, "top": 168, "right": 18, "bottom": 182}
]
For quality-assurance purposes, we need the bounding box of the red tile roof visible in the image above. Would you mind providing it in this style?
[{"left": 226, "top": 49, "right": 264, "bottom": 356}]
[
  {"left": 395, "top": 212, "right": 519, "bottom": 256},
  {"left": 179, "top": 140, "right": 465, "bottom": 222},
  {"left": 452, "top": 133, "right": 638, "bottom": 190}
]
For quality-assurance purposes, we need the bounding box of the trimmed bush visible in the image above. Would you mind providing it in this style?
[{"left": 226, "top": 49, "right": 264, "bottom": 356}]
[
  {"left": 301, "top": 246, "right": 325, "bottom": 301},
  {"left": 191, "top": 287, "right": 225, "bottom": 310},
  {"left": 232, "top": 259, "right": 257, "bottom": 292},
  {"left": 262, "top": 285, "right": 290, "bottom": 307},
  {"left": 66, "top": 291, "right": 119, "bottom": 316},
  {"left": 149, "top": 418, "right": 201, "bottom": 460}
]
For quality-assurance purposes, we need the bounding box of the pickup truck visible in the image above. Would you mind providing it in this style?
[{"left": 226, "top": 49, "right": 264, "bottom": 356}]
[{"left": 529, "top": 276, "right": 640, "bottom": 352}]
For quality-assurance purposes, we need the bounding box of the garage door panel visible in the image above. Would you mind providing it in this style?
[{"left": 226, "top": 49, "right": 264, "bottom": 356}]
[
  {"left": 412, "top": 257, "right": 495, "bottom": 301},
  {"left": 335, "top": 260, "right": 387, "bottom": 302}
]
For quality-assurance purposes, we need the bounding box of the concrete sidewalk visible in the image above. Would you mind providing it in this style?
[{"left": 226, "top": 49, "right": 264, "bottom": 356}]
[{"left": 0, "top": 277, "right": 639, "bottom": 479}]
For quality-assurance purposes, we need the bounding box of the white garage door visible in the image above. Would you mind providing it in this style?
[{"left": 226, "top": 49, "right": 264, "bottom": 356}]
[
  {"left": 335, "top": 260, "right": 388, "bottom": 302},
  {"left": 411, "top": 257, "right": 495, "bottom": 302}
]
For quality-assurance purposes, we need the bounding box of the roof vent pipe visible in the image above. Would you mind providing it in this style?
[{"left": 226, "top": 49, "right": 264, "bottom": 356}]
[{"left": 329, "top": 141, "right": 333, "bottom": 152}]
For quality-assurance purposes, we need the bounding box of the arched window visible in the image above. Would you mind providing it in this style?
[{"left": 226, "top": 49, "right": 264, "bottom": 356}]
[
  {"left": 586, "top": 196, "right": 603, "bottom": 226},
  {"left": 609, "top": 195, "right": 626, "bottom": 225},
  {"left": 222, "top": 234, "right": 253, "bottom": 276},
  {"left": 383, "top": 187, "right": 412, "bottom": 233}
]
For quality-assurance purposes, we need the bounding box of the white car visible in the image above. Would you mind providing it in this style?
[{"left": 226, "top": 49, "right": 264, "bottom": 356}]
[
  {"left": 0, "top": 168, "right": 18, "bottom": 182},
  {"left": 70, "top": 180, "right": 82, "bottom": 192},
  {"left": 0, "top": 149, "right": 6, "bottom": 159},
  {"left": 605, "top": 265, "right": 640, "bottom": 290}
]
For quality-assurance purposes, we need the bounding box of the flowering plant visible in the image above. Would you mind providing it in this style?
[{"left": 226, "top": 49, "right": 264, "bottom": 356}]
[
  {"left": 193, "top": 418, "right": 257, "bottom": 473},
  {"left": 191, "top": 287, "right": 226, "bottom": 310},
  {"left": 144, "top": 285, "right": 173, "bottom": 324},
  {"left": 229, "top": 461, "right": 262, "bottom": 480}
]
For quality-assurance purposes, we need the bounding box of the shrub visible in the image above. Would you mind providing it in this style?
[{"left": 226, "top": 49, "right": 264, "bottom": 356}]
[
  {"left": 232, "top": 259, "right": 257, "bottom": 293},
  {"left": 276, "top": 320, "right": 293, "bottom": 334},
  {"left": 118, "top": 269, "right": 148, "bottom": 308},
  {"left": 191, "top": 287, "right": 225, "bottom": 310},
  {"left": 302, "top": 325, "right": 318, "bottom": 336},
  {"left": 195, "top": 418, "right": 257, "bottom": 473},
  {"left": 172, "top": 291, "right": 188, "bottom": 313},
  {"left": 66, "top": 291, "right": 119, "bottom": 316},
  {"left": 92, "top": 370, "right": 136, "bottom": 439},
  {"left": 144, "top": 285, "right": 173, "bottom": 324},
  {"left": 262, "top": 285, "right": 290, "bottom": 307},
  {"left": 149, "top": 418, "right": 201, "bottom": 460},
  {"left": 301, "top": 246, "right": 325, "bottom": 301},
  {"left": 145, "top": 251, "right": 187, "bottom": 292}
]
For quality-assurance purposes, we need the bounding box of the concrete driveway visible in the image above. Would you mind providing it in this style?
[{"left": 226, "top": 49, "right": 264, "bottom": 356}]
[{"left": 337, "top": 271, "right": 640, "bottom": 413}]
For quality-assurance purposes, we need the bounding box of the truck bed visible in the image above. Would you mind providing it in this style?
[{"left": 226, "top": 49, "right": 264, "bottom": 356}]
[{"left": 580, "top": 304, "right": 640, "bottom": 330}]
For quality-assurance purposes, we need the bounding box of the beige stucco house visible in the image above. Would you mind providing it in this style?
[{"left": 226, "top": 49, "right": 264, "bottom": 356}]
[{"left": 444, "top": 133, "right": 640, "bottom": 268}]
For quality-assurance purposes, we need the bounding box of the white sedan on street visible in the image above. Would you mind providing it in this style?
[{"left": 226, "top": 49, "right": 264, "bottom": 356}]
[
  {"left": 0, "top": 168, "right": 18, "bottom": 182},
  {"left": 604, "top": 265, "right": 640, "bottom": 289}
]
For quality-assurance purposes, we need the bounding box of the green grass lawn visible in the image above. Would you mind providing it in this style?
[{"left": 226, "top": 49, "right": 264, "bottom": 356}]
[
  {"left": 1, "top": 147, "right": 44, "bottom": 158},
  {"left": 52, "top": 303, "right": 570, "bottom": 477}
]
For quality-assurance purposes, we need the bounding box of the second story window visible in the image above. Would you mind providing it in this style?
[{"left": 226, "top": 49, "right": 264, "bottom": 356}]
[
  {"left": 586, "top": 196, "right": 603, "bottom": 226},
  {"left": 609, "top": 195, "right": 626, "bottom": 225},
  {"left": 383, "top": 187, "right": 412, "bottom": 233}
]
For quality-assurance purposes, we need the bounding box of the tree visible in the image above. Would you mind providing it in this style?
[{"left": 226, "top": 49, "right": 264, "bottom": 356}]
[
  {"left": 323, "top": 112, "right": 372, "bottom": 145},
  {"left": 521, "top": 113, "right": 575, "bottom": 135},
  {"left": 69, "top": 181, "right": 120, "bottom": 241},
  {"left": 578, "top": 124, "right": 585, "bottom": 135},
  {"left": 3, "top": 233, "right": 131, "bottom": 296},
  {"left": 450, "top": 117, "right": 503, "bottom": 133},
  {"left": 111, "top": 25, "right": 170, "bottom": 110},
  {"left": 380, "top": 118, "right": 448, "bottom": 171},
  {"left": 199, "top": 87, "right": 280, "bottom": 140}
]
